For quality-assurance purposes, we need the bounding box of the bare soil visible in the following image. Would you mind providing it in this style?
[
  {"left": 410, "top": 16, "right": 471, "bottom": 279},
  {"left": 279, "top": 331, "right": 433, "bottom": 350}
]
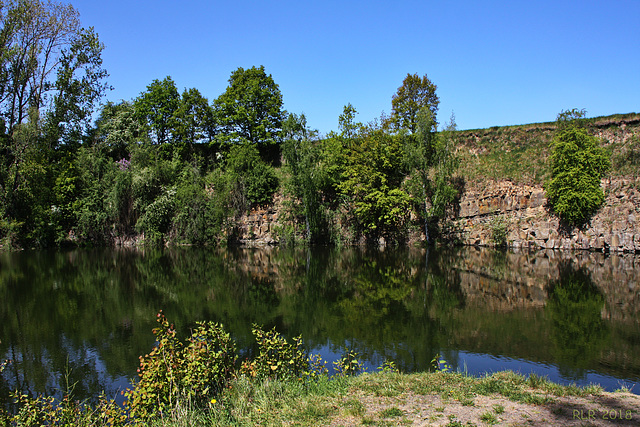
[{"left": 328, "top": 389, "right": 640, "bottom": 426}]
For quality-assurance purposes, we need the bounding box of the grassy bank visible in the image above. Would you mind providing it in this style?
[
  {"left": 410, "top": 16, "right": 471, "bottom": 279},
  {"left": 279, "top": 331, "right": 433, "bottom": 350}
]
[
  {"left": 455, "top": 112, "right": 640, "bottom": 186},
  {"left": 6, "top": 369, "right": 637, "bottom": 426},
  {"left": 4, "top": 312, "right": 639, "bottom": 426},
  {"left": 113, "top": 370, "right": 640, "bottom": 426}
]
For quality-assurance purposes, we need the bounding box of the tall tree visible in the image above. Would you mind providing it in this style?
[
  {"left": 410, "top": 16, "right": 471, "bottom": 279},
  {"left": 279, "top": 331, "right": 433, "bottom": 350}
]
[
  {"left": 282, "top": 112, "right": 322, "bottom": 242},
  {"left": 172, "top": 87, "right": 214, "bottom": 154},
  {"left": 0, "top": 0, "right": 82, "bottom": 133},
  {"left": 93, "top": 100, "right": 145, "bottom": 159},
  {"left": 337, "top": 115, "right": 411, "bottom": 239},
  {"left": 404, "top": 108, "right": 458, "bottom": 244},
  {"left": 0, "top": 0, "right": 109, "bottom": 245},
  {"left": 45, "top": 27, "right": 110, "bottom": 149},
  {"left": 391, "top": 73, "right": 439, "bottom": 133},
  {"left": 133, "top": 76, "right": 180, "bottom": 145},
  {"left": 214, "top": 65, "right": 284, "bottom": 162}
]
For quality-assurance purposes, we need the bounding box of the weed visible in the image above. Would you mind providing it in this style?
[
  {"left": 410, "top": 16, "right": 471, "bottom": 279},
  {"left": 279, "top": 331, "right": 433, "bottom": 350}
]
[
  {"left": 343, "top": 398, "right": 365, "bottom": 416},
  {"left": 380, "top": 406, "right": 404, "bottom": 418},
  {"left": 445, "top": 415, "right": 478, "bottom": 426},
  {"left": 461, "top": 397, "right": 475, "bottom": 406},
  {"left": 362, "top": 415, "right": 376, "bottom": 424},
  {"left": 489, "top": 216, "right": 508, "bottom": 247},
  {"left": 431, "top": 354, "right": 453, "bottom": 372},
  {"left": 480, "top": 410, "right": 498, "bottom": 424},
  {"left": 333, "top": 349, "right": 363, "bottom": 376},
  {"left": 378, "top": 360, "right": 400, "bottom": 374},
  {"left": 527, "top": 372, "right": 547, "bottom": 388},
  {"left": 492, "top": 404, "right": 504, "bottom": 414}
]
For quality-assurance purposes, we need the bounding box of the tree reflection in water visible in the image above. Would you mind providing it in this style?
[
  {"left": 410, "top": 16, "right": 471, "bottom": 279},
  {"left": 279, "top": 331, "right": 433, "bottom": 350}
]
[
  {"left": 546, "top": 263, "right": 610, "bottom": 379},
  {"left": 1, "top": 246, "right": 639, "bottom": 407}
]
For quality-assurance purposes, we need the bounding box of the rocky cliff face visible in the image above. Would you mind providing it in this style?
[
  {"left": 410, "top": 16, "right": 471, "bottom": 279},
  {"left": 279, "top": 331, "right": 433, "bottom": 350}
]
[
  {"left": 453, "top": 177, "right": 640, "bottom": 253},
  {"left": 232, "top": 178, "right": 640, "bottom": 252},
  {"left": 230, "top": 115, "right": 640, "bottom": 251}
]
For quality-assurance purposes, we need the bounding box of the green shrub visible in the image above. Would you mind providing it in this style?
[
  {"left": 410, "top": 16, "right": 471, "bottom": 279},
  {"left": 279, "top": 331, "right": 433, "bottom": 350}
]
[
  {"left": 249, "top": 325, "right": 308, "bottom": 380},
  {"left": 7, "top": 392, "right": 128, "bottom": 427},
  {"left": 224, "top": 143, "right": 279, "bottom": 208},
  {"left": 172, "top": 168, "right": 224, "bottom": 244},
  {"left": 546, "top": 126, "right": 610, "bottom": 225},
  {"left": 124, "top": 311, "right": 237, "bottom": 420},
  {"left": 333, "top": 349, "right": 363, "bottom": 376},
  {"left": 135, "top": 189, "right": 175, "bottom": 241},
  {"left": 489, "top": 216, "right": 508, "bottom": 247}
]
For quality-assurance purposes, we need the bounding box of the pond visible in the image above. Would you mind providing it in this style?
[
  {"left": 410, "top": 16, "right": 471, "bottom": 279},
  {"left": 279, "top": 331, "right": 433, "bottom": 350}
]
[{"left": 1, "top": 246, "right": 640, "bottom": 407}]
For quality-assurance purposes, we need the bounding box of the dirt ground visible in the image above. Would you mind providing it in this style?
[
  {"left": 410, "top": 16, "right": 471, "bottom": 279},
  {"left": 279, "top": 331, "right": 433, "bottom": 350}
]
[{"left": 328, "top": 389, "right": 640, "bottom": 426}]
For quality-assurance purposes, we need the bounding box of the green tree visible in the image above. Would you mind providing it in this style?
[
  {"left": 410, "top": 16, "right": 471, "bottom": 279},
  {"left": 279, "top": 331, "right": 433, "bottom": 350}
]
[
  {"left": 0, "top": 0, "right": 109, "bottom": 246},
  {"left": 282, "top": 112, "right": 323, "bottom": 242},
  {"left": 93, "top": 100, "right": 146, "bottom": 160},
  {"left": 546, "top": 110, "right": 610, "bottom": 225},
  {"left": 391, "top": 73, "right": 439, "bottom": 133},
  {"left": 404, "top": 109, "right": 458, "bottom": 244},
  {"left": 214, "top": 66, "right": 284, "bottom": 163},
  {"left": 338, "top": 103, "right": 362, "bottom": 140},
  {"left": 338, "top": 121, "right": 411, "bottom": 239},
  {"left": 172, "top": 87, "right": 214, "bottom": 159},
  {"left": 134, "top": 76, "right": 180, "bottom": 145},
  {"left": 0, "top": 0, "right": 82, "bottom": 132},
  {"left": 44, "top": 27, "right": 110, "bottom": 149},
  {"left": 224, "top": 143, "right": 278, "bottom": 209}
]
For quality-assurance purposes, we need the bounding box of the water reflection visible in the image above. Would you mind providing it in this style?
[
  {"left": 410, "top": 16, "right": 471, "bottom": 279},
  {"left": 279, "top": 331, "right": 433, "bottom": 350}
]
[
  {"left": 1, "top": 246, "right": 639, "bottom": 407},
  {"left": 546, "top": 264, "right": 610, "bottom": 378}
]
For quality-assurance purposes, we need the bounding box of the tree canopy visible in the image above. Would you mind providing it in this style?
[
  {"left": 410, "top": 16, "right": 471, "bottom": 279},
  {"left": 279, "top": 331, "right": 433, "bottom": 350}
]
[
  {"left": 546, "top": 110, "right": 610, "bottom": 225},
  {"left": 0, "top": 1, "right": 461, "bottom": 250},
  {"left": 0, "top": 0, "right": 109, "bottom": 246},
  {"left": 391, "top": 73, "right": 439, "bottom": 133},
  {"left": 214, "top": 65, "right": 284, "bottom": 162},
  {"left": 133, "top": 76, "right": 180, "bottom": 145}
]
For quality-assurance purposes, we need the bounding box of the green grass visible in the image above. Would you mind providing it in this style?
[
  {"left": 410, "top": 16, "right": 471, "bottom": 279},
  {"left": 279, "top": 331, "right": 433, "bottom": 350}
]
[
  {"left": 479, "top": 410, "right": 498, "bottom": 424},
  {"left": 455, "top": 112, "right": 640, "bottom": 185},
  {"left": 379, "top": 406, "right": 404, "bottom": 418},
  {"left": 5, "top": 369, "right": 623, "bottom": 427}
]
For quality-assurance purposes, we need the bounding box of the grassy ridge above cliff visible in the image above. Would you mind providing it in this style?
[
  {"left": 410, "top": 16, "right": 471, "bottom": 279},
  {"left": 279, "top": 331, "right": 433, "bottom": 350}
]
[{"left": 456, "top": 112, "right": 640, "bottom": 186}]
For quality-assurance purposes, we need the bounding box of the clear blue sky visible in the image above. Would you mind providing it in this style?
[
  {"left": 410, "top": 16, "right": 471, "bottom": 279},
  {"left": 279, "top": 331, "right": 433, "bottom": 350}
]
[{"left": 71, "top": 0, "right": 639, "bottom": 134}]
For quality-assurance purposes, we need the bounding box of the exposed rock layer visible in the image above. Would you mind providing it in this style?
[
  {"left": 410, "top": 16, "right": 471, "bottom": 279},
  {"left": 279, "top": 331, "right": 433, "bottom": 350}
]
[{"left": 454, "top": 177, "right": 640, "bottom": 253}]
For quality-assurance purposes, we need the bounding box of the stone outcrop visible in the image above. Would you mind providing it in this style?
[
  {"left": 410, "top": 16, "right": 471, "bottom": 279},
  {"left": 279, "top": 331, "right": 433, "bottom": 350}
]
[
  {"left": 231, "top": 204, "right": 281, "bottom": 246},
  {"left": 228, "top": 115, "right": 640, "bottom": 250},
  {"left": 453, "top": 178, "right": 640, "bottom": 253},
  {"left": 231, "top": 177, "right": 640, "bottom": 252}
]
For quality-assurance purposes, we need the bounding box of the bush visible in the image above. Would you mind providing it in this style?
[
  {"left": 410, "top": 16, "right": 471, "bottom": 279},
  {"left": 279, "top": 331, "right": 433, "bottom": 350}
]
[
  {"left": 546, "top": 126, "right": 610, "bottom": 225},
  {"left": 124, "top": 311, "right": 237, "bottom": 420},
  {"left": 248, "top": 325, "right": 308, "bottom": 380},
  {"left": 224, "top": 143, "right": 278, "bottom": 208},
  {"left": 135, "top": 189, "right": 175, "bottom": 241},
  {"left": 172, "top": 168, "right": 224, "bottom": 244},
  {"left": 490, "top": 216, "right": 508, "bottom": 247}
]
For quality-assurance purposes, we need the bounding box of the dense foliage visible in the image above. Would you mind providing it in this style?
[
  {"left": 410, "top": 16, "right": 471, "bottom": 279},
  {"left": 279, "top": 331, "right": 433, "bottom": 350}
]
[
  {"left": 546, "top": 110, "right": 611, "bottom": 225},
  {"left": 1, "top": 311, "right": 365, "bottom": 425},
  {"left": 0, "top": 0, "right": 460, "bottom": 250}
]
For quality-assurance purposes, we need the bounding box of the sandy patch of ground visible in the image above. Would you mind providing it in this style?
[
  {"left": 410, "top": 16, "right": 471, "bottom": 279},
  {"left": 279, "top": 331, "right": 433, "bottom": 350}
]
[{"left": 329, "top": 389, "right": 640, "bottom": 426}]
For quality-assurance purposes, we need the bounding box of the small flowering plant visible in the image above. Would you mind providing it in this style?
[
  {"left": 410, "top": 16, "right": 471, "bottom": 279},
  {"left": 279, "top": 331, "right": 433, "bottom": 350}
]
[{"left": 116, "top": 158, "right": 131, "bottom": 171}]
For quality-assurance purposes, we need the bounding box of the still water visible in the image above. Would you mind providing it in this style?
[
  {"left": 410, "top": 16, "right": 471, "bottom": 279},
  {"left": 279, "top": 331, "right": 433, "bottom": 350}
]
[{"left": 1, "top": 246, "right": 640, "bottom": 406}]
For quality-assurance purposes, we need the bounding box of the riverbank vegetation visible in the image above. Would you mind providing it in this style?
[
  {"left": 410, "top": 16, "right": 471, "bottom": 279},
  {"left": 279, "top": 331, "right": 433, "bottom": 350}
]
[
  {"left": 2, "top": 0, "right": 636, "bottom": 250},
  {"left": 2, "top": 311, "right": 637, "bottom": 426},
  {"left": 0, "top": 0, "right": 459, "bottom": 249}
]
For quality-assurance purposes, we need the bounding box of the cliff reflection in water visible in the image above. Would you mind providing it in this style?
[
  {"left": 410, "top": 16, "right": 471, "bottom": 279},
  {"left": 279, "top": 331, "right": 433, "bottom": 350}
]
[{"left": 1, "top": 246, "right": 639, "bottom": 405}]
